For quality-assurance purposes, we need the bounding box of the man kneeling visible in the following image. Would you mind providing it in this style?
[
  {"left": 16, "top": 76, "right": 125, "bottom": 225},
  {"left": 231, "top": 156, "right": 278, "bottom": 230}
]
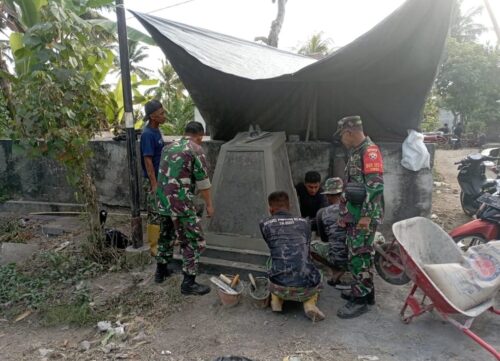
[{"left": 259, "top": 191, "right": 324, "bottom": 322}]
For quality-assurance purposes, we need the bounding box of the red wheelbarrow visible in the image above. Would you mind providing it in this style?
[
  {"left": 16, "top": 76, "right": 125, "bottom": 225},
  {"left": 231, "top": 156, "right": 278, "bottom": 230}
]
[{"left": 393, "top": 217, "right": 500, "bottom": 360}]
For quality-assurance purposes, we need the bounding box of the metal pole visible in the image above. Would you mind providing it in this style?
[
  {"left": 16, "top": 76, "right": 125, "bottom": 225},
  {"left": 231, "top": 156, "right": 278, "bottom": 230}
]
[{"left": 116, "top": 0, "right": 143, "bottom": 248}]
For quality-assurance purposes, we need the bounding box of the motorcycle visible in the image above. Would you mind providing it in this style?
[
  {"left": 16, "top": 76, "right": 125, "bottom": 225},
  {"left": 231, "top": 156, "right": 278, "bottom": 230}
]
[
  {"left": 455, "top": 153, "right": 500, "bottom": 216},
  {"left": 449, "top": 193, "right": 500, "bottom": 251}
]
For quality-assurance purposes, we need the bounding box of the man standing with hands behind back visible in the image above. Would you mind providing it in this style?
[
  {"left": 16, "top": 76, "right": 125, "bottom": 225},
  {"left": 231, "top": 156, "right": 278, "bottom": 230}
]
[
  {"left": 140, "top": 100, "right": 175, "bottom": 284},
  {"left": 335, "top": 115, "right": 384, "bottom": 319}
]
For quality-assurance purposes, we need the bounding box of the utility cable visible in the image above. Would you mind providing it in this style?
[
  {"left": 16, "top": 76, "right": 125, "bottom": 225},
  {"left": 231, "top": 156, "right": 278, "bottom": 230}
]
[{"left": 125, "top": 0, "right": 197, "bottom": 20}]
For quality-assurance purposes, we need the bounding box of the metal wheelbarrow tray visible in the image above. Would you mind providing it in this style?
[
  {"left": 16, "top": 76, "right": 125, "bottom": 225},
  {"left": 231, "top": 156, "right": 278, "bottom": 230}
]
[{"left": 393, "top": 217, "right": 500, "bottom": 360}]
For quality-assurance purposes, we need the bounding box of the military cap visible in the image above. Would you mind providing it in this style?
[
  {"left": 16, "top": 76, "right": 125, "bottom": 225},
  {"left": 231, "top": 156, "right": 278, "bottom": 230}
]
[
  {"left": 333, "top": 115, "right": 363, "bottom": 135},
  {"left": 321, "top": 177, "right": 343, "bottom": 195}
]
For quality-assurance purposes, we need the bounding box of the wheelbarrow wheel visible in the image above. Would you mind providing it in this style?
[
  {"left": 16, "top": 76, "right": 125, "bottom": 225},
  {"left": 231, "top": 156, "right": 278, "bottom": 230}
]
[{"left": 374, "top": 243, "right": 411, "bottom": 285}]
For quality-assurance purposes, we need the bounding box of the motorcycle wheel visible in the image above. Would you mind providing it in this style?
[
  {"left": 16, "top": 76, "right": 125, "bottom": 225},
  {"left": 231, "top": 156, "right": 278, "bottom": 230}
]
[
  {"left": 453, "top": 234, "right": 487, "bottom": 252},
  {"left": 374, "top": 243, "right": 411, "bottom": 285},
  {"left": 460, "top": 191, "right": 476, "bottom": 217}
]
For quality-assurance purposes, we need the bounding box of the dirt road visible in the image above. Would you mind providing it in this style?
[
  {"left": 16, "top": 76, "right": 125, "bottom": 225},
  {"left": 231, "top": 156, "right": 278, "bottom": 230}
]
[{"left": 432, "top": 148, "right": 473, "bottom": 231}]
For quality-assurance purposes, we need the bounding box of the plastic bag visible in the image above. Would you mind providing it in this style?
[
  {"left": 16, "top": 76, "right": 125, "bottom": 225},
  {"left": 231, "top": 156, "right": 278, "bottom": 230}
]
[{"left": 401, "top": 129, "right": 430, "bottom": 171}]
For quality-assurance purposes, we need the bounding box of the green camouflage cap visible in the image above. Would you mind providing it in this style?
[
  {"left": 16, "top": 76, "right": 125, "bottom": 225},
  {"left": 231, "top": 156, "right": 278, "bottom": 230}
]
[
  {"left": 333, "top": 115, "right": 363, "bottom": 136},
  {"left": 321, "top": 177, "right": 343, "bottom": 195}
]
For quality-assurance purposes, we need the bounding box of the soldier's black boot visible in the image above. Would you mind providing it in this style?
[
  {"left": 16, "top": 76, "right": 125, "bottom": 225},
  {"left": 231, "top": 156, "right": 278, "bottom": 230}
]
[
  {"left": 340, "top": 289, "right": 375, "bottom": 305},
  {"left": 154, "top": 263, "right": 171, "bottom": 284},
  {"left": 336, "top": 297, "right": 370, "bottom": 319},
  {"left": 181, "top": 273, "right": 211, "bottom": 295}
]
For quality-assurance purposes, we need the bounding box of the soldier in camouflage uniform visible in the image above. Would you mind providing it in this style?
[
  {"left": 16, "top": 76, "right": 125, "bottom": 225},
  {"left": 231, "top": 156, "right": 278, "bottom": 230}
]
[
  {"left": 335, "top": 116, "right": 384, "bottom": 318},
  {"left": 310, "top": 177, "right": 349, "bottom": 289},
  {"left": 260, "top": 191, "right": 325, "bottom": 322},
  {"left": 139, "top": 100, "right": 176, "bottom": 284},
  {"left": 157, "top": 121, "right": 214, "bottom": 296}
]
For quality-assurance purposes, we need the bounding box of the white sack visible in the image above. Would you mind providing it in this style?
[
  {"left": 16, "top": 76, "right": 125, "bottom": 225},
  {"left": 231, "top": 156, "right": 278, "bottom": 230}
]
[{"left": 423, "top": 241, "right": 500, "bottom": 311}]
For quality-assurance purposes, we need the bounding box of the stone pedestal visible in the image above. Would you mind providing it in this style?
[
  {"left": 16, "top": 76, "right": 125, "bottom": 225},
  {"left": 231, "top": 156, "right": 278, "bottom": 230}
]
[{"left": 205, "top": 131, "right": 299, "bottom": 252}]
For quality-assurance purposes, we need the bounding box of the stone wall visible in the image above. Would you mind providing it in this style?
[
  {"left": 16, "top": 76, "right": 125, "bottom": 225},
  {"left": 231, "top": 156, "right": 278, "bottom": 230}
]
[{"left": 0, "top": 138, "right": 434, "bottom": 234}]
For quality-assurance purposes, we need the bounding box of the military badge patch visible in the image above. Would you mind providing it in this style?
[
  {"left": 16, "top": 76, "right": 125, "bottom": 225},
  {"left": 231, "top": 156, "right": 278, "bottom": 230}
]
[{"left": 363, "top": 145, "right": 383, "bottom": 174}]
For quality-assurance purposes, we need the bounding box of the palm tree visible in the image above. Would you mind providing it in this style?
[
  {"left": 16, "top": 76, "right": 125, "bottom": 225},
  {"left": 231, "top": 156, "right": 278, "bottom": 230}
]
[
  {"left": 113, "top": 40, "right": 151, "bottom": 79},
  {"left": 450, "top": 0, "right": 487, "bottom": 42},
  {"left": 146, "top": 61, "right": 194, "bottom": 135},
  {"left": 298, "top": 32, "right": 333, "bottom": 58},
  {"left": 146, "top": 60, "right": 185, "bottom": 101}
]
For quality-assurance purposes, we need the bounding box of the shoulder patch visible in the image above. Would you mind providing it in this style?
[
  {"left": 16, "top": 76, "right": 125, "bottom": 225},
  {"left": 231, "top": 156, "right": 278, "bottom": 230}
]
[{"left": 363, "top": 145, "right": 383, "bottom": 174}]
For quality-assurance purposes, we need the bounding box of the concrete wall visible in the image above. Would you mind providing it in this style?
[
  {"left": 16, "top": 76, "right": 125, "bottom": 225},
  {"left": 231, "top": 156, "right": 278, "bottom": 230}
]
[{"left": 0, "top": 138, "right": 434, "bottom": 235}]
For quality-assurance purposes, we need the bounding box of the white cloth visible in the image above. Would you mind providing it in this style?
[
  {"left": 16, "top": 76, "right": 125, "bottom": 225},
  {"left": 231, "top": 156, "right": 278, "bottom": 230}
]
[{"left": 401, "top": 130, "right": 431, "bottom": 171}]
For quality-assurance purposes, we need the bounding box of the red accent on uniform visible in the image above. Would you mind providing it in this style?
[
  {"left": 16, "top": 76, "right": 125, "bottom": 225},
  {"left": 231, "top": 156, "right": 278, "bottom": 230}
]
[{"left": 363, "top": 145, "right": 383, "bottom": 174}]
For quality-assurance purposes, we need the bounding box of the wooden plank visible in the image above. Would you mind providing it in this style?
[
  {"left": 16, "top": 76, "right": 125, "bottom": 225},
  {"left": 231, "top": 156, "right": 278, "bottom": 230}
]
[{"left": 210, "top": 276, "right": 238, "bottom": 295}]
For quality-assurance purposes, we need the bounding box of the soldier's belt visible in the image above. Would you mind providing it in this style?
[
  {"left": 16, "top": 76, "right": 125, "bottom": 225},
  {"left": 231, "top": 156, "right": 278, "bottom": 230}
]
[{"left": 345, "top": 182, "right": 366, "bottom": 205}]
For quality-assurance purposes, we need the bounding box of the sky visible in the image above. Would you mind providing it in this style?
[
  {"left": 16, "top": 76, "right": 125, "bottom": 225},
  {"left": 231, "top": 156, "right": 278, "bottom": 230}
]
[{"left": 115, "top": 0, "right": 500, "bottom": 73}]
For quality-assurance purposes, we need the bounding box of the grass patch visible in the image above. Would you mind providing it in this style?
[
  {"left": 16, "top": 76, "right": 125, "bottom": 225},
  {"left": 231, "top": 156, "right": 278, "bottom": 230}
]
[
  {"left": 0, "top": 240, "right": 184, "bottom": 326},
  {"left": 106, "top": 276, "right": 184, "bottom": 319},
  {"left": 40, "top": 301, "right": 103, "bottom": 327},
  {"left": 0, "top": 249, "right": 106, "bottom": 324},
  {"left": 0, "top": 218, "right": 34, "bottom": 243}
]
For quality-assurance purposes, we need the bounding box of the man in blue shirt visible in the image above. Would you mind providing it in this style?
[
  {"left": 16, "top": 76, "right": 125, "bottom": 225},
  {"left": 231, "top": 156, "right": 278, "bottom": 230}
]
[{"left": 140, "top": 100, "right": 174, "bottom": 283}]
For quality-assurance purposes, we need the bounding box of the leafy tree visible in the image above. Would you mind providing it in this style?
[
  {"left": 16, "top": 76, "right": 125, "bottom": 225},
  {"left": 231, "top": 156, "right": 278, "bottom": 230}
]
[
  {"left": 160, "top": 95, "right": 195, "bottom": 136},
  {"left": 298, "top": 32, "right": 332, "bottom": 58},
  {"left": 6, "top": 3, "right": 113, "bottom": 258},
  {"left": 0, "top": 0, "right": 153, "bottom": 43},
  {"left": 467, "top": 120, "right": 486, "bottom": 135},
  {"left": 421, "top": 92, "right": 440, "bottom": 132},
  {"left": 113, "top": 40, "right": 152, "bottom": 80},
  {"left": 147, "top": 60, "right": 194, "bottom": 135},
  {"left": 146, "top": 60, "right": 184, "bottom": 100},
  {"left": 436, "top": 38, "right": 500, "bottom": 128},
  {"left": 0, "top": 0, "right": 153, "bottom": 126},
  {"left": 450, "top": 0, "right": 487, "bottom": 43},
  {"left": 0, "top": 90, "right": 10, "bottom": 137}
]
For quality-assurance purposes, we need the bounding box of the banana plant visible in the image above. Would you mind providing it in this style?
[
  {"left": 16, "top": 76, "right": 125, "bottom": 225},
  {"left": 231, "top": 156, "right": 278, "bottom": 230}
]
[
  {"left": 5, "top": 0, "right": 153, "bottom": 76},
  {"left": 105, "top": 74, "right": 158, "bottom": 130}
]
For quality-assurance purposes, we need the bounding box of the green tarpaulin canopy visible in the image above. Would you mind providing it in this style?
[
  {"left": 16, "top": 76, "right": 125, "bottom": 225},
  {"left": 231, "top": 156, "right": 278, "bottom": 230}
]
[{"left": 132, "top": 0, "right": 455, "bottom": 142}]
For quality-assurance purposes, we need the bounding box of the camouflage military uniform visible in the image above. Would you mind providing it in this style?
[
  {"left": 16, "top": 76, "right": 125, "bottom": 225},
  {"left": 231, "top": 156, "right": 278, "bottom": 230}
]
[
  {"left": 157, "top": 137, "right": 211, "bottom": 275},
  {"left": 310, "top": 204, "right": 348, "bottom": 269},
  {"left": 142, "top": 179, "right": 176, "bottom": 263},
  {"left": 260, "top": 211, "right": 323, "bottom": 301},
  {"left": 340, "top": 137, "right": 384, "bottom": 298}
]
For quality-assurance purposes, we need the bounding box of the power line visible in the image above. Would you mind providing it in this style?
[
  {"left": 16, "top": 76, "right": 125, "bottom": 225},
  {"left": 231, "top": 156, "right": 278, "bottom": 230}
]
[{"left": 126, "top": 0, "right": 197, "bottom": 20}]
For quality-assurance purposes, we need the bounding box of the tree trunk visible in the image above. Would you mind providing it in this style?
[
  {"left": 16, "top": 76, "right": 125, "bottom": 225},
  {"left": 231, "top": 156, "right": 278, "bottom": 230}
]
[
  {"left": 452, "top": 112, "right": 459, "bottom": 127},
  {"left": 267, "top": 0, "right": 287, "bottom": 47},
  {"left": 79, "top": 164, "right": 106, "bottom": 262}
]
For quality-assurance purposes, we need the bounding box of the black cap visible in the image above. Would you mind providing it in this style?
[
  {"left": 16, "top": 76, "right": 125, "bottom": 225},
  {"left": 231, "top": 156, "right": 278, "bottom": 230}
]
[{"left": 144, "top": 100, "right": 163, "bottom": 121}]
